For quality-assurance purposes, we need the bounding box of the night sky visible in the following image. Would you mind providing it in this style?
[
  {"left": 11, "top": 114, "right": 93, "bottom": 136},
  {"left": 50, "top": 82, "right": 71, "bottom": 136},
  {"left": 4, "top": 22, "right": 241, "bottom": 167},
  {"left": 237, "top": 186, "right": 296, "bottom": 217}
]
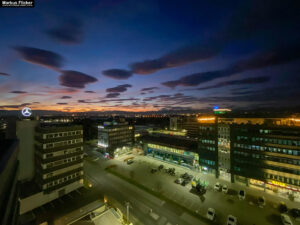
[{"left": 0, "top": 0, "right": 300, "bottom": 112}]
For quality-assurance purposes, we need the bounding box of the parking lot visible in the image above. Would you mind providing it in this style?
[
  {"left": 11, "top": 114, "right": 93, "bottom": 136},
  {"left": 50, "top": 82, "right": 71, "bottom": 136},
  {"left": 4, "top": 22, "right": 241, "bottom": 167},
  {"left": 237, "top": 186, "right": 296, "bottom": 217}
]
[{"left": 111, "top": 153, "right": 300, "bottom": 225}]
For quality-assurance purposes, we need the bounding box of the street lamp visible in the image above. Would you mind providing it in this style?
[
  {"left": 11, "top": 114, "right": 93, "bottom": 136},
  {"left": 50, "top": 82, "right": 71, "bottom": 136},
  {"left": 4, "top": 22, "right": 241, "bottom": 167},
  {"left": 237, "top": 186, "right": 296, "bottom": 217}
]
[{"left": 125, "top": 202, "right": 132, "bottom": 224}]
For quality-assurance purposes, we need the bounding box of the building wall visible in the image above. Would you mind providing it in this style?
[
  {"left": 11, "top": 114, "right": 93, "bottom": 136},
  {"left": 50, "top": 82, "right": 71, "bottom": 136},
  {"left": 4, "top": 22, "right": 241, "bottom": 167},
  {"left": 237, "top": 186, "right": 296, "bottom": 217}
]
[
  {"left": 16, "top": 120, "right": 39, "bottom": 181},
  {"left": 20, "top": 181, "right": 82, "bottom": 215},
  {"left": 218, "top": 124, "right": 231, "bottom": 179},
  {"left": 198, "top": 122, "right": 218, "bottom": 177},
  {"left": 231, "top": 124, "right": 300, "bottom": 192},
  {"left": 0, "top": 140, "right": 20, "bottom": 225},
  {"left": 35, "top": 125, "right": 84, "bottom": 193},
  {"left": 98, "top": 123, "right": 134, "bottom": 156}
]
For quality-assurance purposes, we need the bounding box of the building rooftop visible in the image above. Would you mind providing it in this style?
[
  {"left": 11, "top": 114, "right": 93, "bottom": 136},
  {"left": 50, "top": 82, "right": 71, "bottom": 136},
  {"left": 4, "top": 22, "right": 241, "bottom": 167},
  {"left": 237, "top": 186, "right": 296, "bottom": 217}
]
[{"left": 141, "top": 134, "right": 197, "bottom": 150}]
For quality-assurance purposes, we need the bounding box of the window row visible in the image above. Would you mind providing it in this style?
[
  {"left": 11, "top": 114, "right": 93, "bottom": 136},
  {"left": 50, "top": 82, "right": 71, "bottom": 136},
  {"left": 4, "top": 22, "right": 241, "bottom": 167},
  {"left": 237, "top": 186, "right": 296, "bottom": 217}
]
[
  {"left": 45, "top": 130, "right": 82, "bottom": 139},
  {"left": 233, "top": 143, "right": 299, "bottom": 156},
  {"left": 237, "top": 135, "right": 300, "bottom": 146},
  {"left": 45, "top": 172, "right": 81, "bottom": 188},
  {"left": 200, "top": 159, "right": 215, "bottom": 166},
  {"left": 45, "top": 138, "right": 83, "bottom": 149},
  {"left": 45, "top": 147, "right": 82, "bottom": 158},
  {"left": 45, "top": 155, "right": 82, "bottom": 168},
  {"left": 200, "top": 139, "right": 215, "bottom": 144},
  {"left": 264, "top": 173, "right": 300, "bottom": 186}
]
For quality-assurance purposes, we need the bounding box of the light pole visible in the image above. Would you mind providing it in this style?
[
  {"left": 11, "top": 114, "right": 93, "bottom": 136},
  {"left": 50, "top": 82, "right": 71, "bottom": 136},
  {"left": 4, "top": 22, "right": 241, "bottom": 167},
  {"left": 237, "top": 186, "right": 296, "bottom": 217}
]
[{"left": 125, "top": 202, "right": 131, "bottom": 224}]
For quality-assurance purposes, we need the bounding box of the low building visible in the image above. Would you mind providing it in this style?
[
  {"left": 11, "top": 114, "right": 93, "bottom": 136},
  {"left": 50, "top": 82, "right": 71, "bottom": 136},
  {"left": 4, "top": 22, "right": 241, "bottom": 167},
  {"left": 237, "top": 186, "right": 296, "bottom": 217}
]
[
  {"left": 0, "top": 139, "right": 20, "bottom": 225},
  {"left": 141, "top": 134, "right": 198, "bottom": 168},
  {"left": 98, "top": 121, "right": 134, "bottom": 157}
]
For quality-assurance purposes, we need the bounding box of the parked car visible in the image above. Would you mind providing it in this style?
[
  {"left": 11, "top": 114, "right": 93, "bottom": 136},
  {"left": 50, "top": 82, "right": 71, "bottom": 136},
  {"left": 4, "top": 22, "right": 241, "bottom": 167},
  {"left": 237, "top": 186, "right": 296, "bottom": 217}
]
[
  {"left": 175, "top": 178, "right": 183, "bottom": 184},
  {"left": 151, "top": 168, "right": 157, "bottom": 173},
  {"left": 258, "top": 196, "right": 265, "bottom": 206},
  {"left": 214, "top": 182, "right": 221, "bottom": 191},
  {"left": 238, "top": 190, "right": 245, "bottom": 200},
  {"left": 206, "top": 208, "right": 215, "bottom": 221},
  {"left": 222, "top": 185, "right": 228, "bottom": 194},
  {"left": 290, "top": 208, "right": 300, "bottom": 218},
  {"left": 281, "top": 213, "right": 293, "bottom": 225},
  {"left": 227, "top": 215, "right": 237, "bottom": 225},
  {"left": 127, "top": 159, "right": 134, "bottom": 165},
  {"left": 279, "top": 202, "right": 288, "bottom": 213}
]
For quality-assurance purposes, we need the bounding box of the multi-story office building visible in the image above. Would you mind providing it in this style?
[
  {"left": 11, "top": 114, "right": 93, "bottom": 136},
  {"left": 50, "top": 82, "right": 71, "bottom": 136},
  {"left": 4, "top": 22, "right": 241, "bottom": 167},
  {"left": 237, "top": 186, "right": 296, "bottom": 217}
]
[
  {"left": 141, "top": 134, "right": 198, "bottom": 168},
  {"left": 230, "top": 119, "right": 300, "bottom": 195},
  {"left": 34, "top": 124, "right": 84, "bottom": 194},
  {"left": 170, "top": 116, "right": 184, "bottom": 131},
  {"left": 98, "top": 121, "right": 134, "bottom": 157},
  {"left": 0, "top": 139, "right": 20, "bottom": 225},
  {"left": 218, "top": 123, "right": 231, "bottom": 180},
  {"left": 182, "top": 116, "right": 199, "bottom": 139},
  {"left": 198, "top": 117, "right": 219, "bottom": 177}
]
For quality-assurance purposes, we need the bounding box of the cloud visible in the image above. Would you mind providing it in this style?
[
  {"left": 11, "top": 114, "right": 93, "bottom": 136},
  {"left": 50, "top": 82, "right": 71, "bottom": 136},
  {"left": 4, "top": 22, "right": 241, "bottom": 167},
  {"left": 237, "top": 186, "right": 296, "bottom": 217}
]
[
  {"left": 140, "top": 87, "right": 159, "bottom": 92},
  {"left": 105, "top": 93, "right": 120, "bottom": 98},
  {"left": 106, "top": 84, "right": 132, "bottom": 93},
  {"left": 143, "top": 93, "right": 198, "bottom": 106},
  {"left": 102, "top": 69, "right": 133, "bottom": 80},
  {"left": 61, "top": 96, "right": 72, "bottom": 99},
  {"left": 58, "top": 70, "right": 98, "bottom": 88},
  {"left": 103, "top": 0, "right": 300, "bottom": 76},
  {"left": 46, "top": 19, "right": 84, "bottom": 44},
  {"left": 78, "top": 98, "right": 139, "bottom": 104},
  {"left": 14, "top": 46, "right": 64, "bottom": 70},
  {"left": 57, "top": 102, "right": 68, "bottom": 105},
  {"left": 162, "top": 43, "right": 300, "bottom": 88},
  {"left": 43, "top": 87, "right": 79, "bottom": 94},
  {"left": 130, "top": 36, "right": 226, "bottom": 74},
  {"left": 10, "top": 91, "right": 27, "bottom": 94},
  {"left": 0, "top": 72, "right": 10, "bottom": 76},
  {"left": 196, "top": 76, "right": 270, "bottom": 90},
  {"left": 85, "top": 90, "right": 95, "bottom": 93},
  {"left": 0, "top": 103, "right": 30, "bottom": 109}
]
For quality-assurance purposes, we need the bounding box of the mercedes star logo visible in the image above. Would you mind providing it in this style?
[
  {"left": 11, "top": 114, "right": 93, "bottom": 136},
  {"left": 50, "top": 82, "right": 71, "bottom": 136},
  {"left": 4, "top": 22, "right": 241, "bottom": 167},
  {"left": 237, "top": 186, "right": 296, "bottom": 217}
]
[{"left": 22, "top": 107, "right": 32, "bottom": 117}]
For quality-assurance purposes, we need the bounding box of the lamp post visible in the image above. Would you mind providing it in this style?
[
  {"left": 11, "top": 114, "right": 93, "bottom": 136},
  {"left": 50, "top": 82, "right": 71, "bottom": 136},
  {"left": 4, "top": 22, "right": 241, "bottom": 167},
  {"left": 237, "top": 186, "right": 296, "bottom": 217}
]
[{"left": 125, "top": 202, "right": 131, "bottom": 224}]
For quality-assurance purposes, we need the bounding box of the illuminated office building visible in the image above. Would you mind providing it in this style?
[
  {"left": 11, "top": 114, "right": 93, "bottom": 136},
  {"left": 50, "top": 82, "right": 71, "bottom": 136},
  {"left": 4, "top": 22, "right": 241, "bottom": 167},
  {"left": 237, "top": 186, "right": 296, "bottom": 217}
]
[
  {"left": 35, "top": 125, "right": 84, "bottom": 193},
  {"left": 98, "top": 121, "right": 134, "bottom": 157},
  {"left": 141, "top": 134, "right": 198, "bottom": 168}
]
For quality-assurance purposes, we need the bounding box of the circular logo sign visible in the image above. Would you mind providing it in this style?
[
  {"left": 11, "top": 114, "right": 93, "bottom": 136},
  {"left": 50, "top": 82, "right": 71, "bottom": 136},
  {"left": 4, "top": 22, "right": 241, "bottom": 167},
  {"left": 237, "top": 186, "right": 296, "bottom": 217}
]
[{"left": 22, "top": 107, "right": 32, "bottom": 117}]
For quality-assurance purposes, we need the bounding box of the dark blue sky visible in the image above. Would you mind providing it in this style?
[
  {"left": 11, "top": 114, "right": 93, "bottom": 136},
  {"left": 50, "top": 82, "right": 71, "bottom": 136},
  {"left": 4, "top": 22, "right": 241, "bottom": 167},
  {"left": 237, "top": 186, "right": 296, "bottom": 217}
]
[{"left": 0, "top": 0, "right": 299, "bottom": 112}]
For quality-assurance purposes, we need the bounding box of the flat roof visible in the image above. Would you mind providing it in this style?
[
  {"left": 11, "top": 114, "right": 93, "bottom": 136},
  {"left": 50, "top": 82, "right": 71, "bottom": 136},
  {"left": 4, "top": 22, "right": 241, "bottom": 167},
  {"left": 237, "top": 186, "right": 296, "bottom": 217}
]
[{"left": 141, "top": 134, "right": 197, "bottom": 150}]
